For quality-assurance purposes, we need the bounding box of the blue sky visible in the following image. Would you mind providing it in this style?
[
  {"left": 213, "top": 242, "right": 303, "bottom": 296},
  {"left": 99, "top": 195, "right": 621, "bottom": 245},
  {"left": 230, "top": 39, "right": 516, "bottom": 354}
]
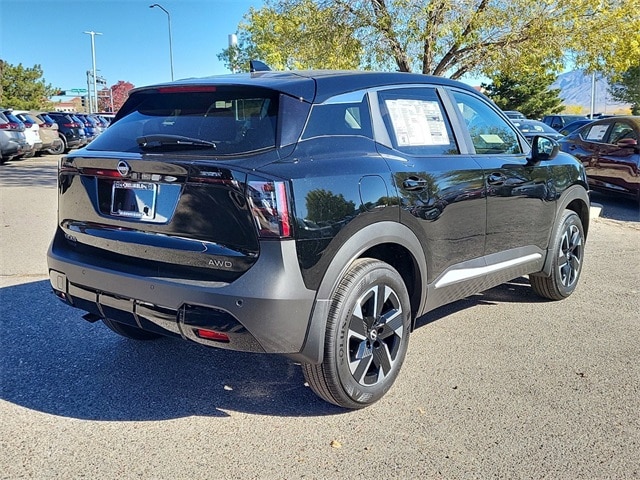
[
  {"left": 1, "top": 0, "right": 262, "bottom": 91},
  {"left": 1, "top": 0, "right": 488, "bottom": 96}
]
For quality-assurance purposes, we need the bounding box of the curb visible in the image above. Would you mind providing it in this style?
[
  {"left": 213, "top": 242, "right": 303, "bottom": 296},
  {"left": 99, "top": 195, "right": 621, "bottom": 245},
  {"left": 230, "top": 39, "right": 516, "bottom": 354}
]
[{"left": 590, "top": 202, "right": 603, "bottom": 219}]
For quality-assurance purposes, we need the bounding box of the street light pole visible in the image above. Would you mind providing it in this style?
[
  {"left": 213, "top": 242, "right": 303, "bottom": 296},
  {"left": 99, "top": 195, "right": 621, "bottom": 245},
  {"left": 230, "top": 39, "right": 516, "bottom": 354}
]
[
  {"left": 150, "top": 4, "right": 174, "bottom": 81},
  {"left": 83, "top": 31, "right": 102, "bottom": 113}
]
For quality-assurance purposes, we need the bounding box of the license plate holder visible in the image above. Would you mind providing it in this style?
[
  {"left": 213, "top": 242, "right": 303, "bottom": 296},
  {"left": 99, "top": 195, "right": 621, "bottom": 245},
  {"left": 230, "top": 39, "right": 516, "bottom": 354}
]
[{"left": 111, "top": 181, "right": 158, "bottom": 220}]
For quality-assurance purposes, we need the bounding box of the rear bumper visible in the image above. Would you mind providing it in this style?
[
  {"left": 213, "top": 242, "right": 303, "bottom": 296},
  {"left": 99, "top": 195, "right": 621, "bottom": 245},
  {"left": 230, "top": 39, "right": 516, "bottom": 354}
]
[{"left": 47, "top": 235, "right": 318, "bottom": 359}]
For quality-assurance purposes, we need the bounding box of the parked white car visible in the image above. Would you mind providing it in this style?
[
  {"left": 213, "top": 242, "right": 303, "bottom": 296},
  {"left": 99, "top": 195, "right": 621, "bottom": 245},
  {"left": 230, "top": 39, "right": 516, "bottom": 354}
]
[{"left": 9, "top": 110, "right": 43, "bottom": 157}]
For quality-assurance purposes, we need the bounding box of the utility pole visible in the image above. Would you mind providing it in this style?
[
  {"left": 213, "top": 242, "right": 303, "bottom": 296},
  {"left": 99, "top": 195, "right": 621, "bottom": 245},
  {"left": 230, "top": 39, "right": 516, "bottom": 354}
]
[
  {"left": 83, "top": 31, "right": 102, "bottom": 113},
  {"left": 150, "top": 4, "right": 174, "bottom": 81}
]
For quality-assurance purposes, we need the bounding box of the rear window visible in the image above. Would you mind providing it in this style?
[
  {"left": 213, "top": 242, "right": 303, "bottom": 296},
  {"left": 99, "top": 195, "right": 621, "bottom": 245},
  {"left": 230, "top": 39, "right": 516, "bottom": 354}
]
[
  {"left": 87, "top": 87, "right": 279, "bottom": 155},
  {"left": 513, "top": 121, "right": 557, "bottom": 134}
]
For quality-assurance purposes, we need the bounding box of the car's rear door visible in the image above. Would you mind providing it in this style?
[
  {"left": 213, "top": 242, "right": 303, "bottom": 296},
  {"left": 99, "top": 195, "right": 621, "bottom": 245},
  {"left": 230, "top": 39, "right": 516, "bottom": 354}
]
[{"left": 372, "top": 86, "right": 486, "bottom": 289}]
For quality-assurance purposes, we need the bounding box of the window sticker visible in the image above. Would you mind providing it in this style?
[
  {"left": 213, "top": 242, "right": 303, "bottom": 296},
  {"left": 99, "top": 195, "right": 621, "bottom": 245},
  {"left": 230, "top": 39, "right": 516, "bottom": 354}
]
[
  {"left": 385, "top": 99, "right": 450, "bottom": 146},
  {"left": 586, "top": 125, "right": 608, "bottom": 141},
  {"left": 479, "top": 134, "right": 505, "bottom": 144}
]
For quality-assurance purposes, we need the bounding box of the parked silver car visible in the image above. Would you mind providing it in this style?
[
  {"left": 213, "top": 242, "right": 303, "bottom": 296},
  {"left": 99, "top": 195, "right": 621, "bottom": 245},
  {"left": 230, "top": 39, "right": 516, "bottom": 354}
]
[{"left": 0, "top": 111, "right": 28, "bottom": 164}]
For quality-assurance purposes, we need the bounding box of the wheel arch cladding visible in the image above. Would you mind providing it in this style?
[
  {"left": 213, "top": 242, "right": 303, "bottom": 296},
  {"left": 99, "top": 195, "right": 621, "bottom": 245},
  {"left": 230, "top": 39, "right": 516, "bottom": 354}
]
[
  {"left": 559, "top": 184, "right": 590, "bottom": 240},
  {"left": 538, "top": 184, "right": 590, "bottom": 277},
  {"left": 293, "top": 221, "right": 427, "bottom": 365}
]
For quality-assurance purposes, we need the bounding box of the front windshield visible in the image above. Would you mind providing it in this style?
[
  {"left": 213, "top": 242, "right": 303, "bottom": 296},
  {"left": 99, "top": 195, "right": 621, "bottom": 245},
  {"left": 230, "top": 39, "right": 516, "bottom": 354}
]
[{"left": 87, "top": 87, "right": 278, "bottom": 155}]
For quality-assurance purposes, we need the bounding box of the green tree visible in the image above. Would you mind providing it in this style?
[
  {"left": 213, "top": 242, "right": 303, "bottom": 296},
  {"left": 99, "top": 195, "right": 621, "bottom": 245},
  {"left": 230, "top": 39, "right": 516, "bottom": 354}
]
[
  {"left": 220, "top": 0, "right": 640, "bottom": 79},
  {"left": 305, "top": 189, "right": 356, "bottom": 223},
  {"left": 483, "top": 72, "right": 563, "bottom": 119},
  {"left": 0, "top": 60, "right": 59, "bottom": 109},
  {"left": 218, "top": 0, "right": 361, "bottom": 72},
  {"left": 608, "top": 67, "right": 640, "bottom": 115}
]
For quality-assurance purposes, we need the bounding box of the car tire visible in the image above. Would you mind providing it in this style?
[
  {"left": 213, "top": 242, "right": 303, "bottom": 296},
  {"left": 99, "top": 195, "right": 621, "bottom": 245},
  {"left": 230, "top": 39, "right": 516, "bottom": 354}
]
[
  {"left": 48, "top": 139, "right": 65, "bottom": 155},
  {"left": 102, "top": 318, "right": 162, "bottom": 340},
  {"left": 530, "top": 209, "right": 585, "bottom": 300},
  {"left": 302, "top": 258, "right": 411, "bottom": 409}
]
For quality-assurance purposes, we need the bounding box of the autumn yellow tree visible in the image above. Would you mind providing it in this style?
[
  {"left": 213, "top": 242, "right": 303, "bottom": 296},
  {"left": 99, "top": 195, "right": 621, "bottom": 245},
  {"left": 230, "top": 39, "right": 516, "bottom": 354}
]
[{"left": 219, "top": 0, "right": 640, "bottom": 79}]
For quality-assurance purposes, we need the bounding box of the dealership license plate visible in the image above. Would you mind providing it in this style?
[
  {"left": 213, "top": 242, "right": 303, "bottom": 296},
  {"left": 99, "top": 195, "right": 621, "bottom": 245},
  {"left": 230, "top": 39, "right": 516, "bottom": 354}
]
[{"left": 111, "top": 181, "right": 158, "bottom": 220}]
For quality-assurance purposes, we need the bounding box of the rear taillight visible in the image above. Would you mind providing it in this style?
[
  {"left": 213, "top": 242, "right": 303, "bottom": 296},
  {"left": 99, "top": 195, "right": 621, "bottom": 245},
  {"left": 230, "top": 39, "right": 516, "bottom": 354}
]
[
  {"left": 63, "top": 123, "right": 74, "bottom": 127},
  {"left": 247, "top": 178, "right": 292, "bottom": 239},
  {"left": 23, "top": 122, "right": 33, "bottom": 128},
  {"left": 0, "top": 123, "right": 10, "bottom": 130}
]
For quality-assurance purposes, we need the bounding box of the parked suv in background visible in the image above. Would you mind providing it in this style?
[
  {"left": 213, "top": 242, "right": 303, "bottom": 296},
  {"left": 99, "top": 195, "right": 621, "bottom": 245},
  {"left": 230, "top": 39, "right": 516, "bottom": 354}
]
[
  {"left": 29, "top": 112, "right": 63, "bottom": 154},
  {"left": 46, "top": 112, "right": 84, "bottom": 152},
  {"left": 12, "top": 111, "right": 44, "bottom": 156},
  {"left": 48, "top": 70, "right": 590, "bottom": 408},
  {"left": 543, "top": 114, "right": 588, "bottom": 131},
  {"left": 0, "top": 111, "right": 28, "bottom": 163}
]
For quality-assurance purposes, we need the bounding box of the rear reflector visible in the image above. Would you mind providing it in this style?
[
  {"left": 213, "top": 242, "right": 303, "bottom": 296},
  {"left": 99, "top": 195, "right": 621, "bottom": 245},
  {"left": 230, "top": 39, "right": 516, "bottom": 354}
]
[
  {"left": 82, "top": 168, "right": 122, "bottom": 178},
  {"left": 195, "top": 329, "right": 230, "bottom": 342}
]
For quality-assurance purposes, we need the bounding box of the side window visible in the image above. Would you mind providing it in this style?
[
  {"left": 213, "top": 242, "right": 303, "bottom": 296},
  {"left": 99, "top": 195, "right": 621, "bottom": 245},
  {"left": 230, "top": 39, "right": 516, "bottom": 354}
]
[
  {"left": 301, "top": 97, "right": 372, "bottom": 139},
  {"left": 607, "top": 121, "right": 637, "bottom": 144},
  {"left": 378, "top": 87, "right": 458, "bottom": 155},
  {"left": 451, "top": 91, "right": 522, "bottom": 155},
  {"left": 582, "top": 123, "right": 610, "bottom": 143}
]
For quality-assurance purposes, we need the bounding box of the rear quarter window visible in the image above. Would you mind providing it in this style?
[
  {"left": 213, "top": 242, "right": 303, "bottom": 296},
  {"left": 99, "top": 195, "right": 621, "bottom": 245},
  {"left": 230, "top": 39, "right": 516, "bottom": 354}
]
[{"left": 302, "top": 97, "right": 372, "bottom": 139}]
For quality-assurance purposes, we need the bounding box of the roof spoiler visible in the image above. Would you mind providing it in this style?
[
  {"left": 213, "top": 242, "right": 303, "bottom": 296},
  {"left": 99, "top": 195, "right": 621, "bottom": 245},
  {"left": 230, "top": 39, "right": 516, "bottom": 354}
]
[{"left": 250, "top": 60, "right": 272, "bottom": 73}]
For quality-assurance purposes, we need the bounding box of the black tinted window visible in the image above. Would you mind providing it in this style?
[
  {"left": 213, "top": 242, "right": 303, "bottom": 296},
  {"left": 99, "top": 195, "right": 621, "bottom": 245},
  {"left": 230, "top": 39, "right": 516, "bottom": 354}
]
[
  {"left": 88, "top": 87, "right": 279, "bottom": 155},
  {"left": 302, "top": 97, "right": 372, "bottom": 139}
]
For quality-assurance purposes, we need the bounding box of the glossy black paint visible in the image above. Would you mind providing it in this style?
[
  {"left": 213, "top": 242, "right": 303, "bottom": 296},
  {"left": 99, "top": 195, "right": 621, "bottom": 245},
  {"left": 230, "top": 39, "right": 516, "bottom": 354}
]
[{"left": 48, "top": 70, "right": 590, "bottom": 365}]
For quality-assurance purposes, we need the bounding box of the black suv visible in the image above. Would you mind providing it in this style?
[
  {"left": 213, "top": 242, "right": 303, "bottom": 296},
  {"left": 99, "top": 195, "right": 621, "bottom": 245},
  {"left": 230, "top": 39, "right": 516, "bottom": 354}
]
[
  {"left": 542, "top": 114, "right": 588, "bottom": 132},
  {"left": 48, "top": 70, "right": 590, "bottom": 408},
  {"left": 46, "top": 112, "right": 85, "bottom": 152}
]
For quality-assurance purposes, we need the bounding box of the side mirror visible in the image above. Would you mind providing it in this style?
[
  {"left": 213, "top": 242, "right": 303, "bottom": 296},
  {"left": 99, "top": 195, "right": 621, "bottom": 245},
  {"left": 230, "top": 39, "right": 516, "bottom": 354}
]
[{"left": 527, "top": 135, "right": 559, "bottom": 164}]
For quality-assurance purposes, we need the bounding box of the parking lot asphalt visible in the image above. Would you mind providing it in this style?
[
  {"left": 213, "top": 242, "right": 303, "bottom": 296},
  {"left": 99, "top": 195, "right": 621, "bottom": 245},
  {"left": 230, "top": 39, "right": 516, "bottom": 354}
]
[{"left": 1, "top": 155, "right": 639, "bottom": 479}]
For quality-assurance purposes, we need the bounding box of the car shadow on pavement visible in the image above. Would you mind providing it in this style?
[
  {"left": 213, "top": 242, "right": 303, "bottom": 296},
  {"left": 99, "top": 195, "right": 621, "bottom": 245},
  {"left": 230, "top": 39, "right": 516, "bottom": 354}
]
[
  {"left": 0, "top": 280, "right": 342, "bottom": 420},
  {"left": 414, "top": 276, "right": 544, "bottom": 329},
  {"left": 590, "top": 192, "right": 639, "bottom": 223},
  {"left": 1, "top": 277, "right": 540, "bottom": 420}
]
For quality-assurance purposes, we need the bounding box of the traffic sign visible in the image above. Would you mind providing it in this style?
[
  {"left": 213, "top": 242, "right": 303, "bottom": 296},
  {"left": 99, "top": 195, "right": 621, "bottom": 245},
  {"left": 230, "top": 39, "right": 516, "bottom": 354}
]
[{"left": 69, "top": 88, "right": 88, "bottom": 93}]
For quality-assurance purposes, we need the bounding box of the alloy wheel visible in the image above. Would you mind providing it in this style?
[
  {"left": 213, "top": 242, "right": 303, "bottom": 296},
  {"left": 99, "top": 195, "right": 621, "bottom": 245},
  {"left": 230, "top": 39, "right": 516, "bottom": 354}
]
[
  {"left": 558, "top": 224, "right": 583, "bottom": 288},
  {"left": 347, "top": 284, "right": 405, "bottom": 386}
]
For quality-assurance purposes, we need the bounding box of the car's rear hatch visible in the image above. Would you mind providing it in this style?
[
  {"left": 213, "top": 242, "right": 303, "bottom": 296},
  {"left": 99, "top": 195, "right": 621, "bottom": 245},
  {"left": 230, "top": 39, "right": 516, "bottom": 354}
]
[{"left": 54, "top": 82, "right": 311, "bottom": 282}]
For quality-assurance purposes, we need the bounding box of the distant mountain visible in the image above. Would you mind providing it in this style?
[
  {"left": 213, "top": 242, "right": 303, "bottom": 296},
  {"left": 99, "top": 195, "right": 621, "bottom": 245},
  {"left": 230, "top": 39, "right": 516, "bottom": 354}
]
[{"left": 551, "top": 70, "right": 631, "bottom": 114}]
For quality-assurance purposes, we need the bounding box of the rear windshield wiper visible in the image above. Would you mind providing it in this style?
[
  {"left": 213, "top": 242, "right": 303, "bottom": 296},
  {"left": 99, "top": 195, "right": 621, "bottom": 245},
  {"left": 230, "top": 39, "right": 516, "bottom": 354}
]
[{"left": 136, "top": 134, "right": 217, "bottom": 149}]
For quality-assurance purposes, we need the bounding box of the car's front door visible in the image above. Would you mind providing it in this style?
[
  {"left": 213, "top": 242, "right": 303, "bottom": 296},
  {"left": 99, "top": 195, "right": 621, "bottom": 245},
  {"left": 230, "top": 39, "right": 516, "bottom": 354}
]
[
  {"left": 596, "top": 119, "right": 640, "bottom": 196},
  {"left": 447, "top": 90, "right": 556, "bottom": 258}
]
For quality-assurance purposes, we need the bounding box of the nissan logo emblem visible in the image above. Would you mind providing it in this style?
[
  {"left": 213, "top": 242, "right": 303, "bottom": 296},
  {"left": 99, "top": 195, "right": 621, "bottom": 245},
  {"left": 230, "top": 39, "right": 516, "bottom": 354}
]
[{"left": 117, "top": 161, "right": 130, "bottom": 176}]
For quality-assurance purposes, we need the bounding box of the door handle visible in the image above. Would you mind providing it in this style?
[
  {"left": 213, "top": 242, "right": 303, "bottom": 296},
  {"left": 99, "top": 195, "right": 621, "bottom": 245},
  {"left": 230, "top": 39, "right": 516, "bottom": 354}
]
[
  {"left": 487, "top": 173, "right": 507, "bottom": 185},
  {"left": 402, "top": 178, "right": 429, "bottom": 191}
]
